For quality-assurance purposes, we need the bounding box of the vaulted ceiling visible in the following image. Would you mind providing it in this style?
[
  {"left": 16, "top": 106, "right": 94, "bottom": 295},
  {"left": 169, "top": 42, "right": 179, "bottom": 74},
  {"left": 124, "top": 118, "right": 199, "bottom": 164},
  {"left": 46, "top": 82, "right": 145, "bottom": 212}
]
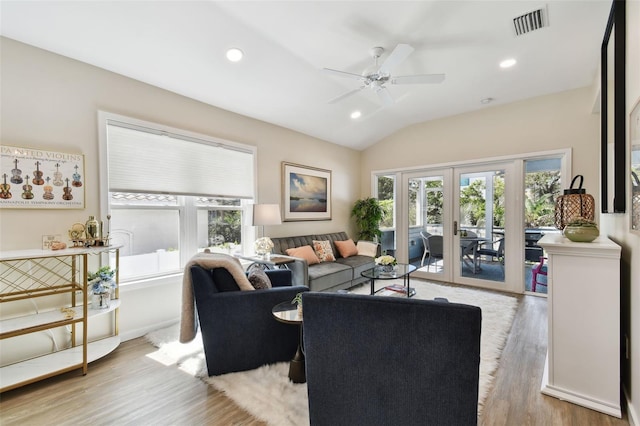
[{"left": 0, "top": 1, "right": 612, "bottom": 150}]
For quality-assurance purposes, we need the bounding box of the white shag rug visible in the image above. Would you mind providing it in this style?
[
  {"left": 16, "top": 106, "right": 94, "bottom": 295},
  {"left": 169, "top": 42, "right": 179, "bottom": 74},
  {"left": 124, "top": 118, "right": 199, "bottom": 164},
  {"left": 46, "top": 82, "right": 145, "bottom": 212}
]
[{"left": 145, "top": 279, "right": 518, "bottom": 426}]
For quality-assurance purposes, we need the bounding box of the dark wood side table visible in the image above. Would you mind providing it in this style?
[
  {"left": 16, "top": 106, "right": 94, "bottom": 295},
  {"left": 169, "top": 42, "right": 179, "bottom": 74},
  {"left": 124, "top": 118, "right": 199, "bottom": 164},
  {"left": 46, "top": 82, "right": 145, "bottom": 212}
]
[{"left": 272, "top": 300, "right": 305, "bottom": 383}]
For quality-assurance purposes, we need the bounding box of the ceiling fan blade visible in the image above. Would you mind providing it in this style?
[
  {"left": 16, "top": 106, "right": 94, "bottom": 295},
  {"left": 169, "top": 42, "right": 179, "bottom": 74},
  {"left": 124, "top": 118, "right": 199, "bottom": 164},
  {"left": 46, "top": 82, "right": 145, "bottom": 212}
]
[
  {"left": 328, "top": 86, "right": 364, "bottom": 104},
  {"left": 323, "top": 68, "right": 366, "bottom": 81},
  {"left": 376, "top": 87, "right": 395, "bottom": 106},
  {"left": 377, "top": 43, "right": 414, "bottom": 75},
  {"left": 391, "top": 74, "right": 446, "bottom": 85}
]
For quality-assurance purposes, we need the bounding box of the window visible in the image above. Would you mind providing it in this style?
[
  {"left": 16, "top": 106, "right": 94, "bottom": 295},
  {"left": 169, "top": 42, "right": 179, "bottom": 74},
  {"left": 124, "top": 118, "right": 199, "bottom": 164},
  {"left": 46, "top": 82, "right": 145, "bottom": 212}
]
[{"left": 99, "top": 113, "right": 256, "bottom": 283}]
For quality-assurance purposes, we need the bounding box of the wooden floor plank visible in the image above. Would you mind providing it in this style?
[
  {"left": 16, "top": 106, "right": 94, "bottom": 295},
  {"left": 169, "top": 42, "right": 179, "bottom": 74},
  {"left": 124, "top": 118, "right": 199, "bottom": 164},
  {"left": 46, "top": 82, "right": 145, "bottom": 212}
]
[{"left": 0, "top": 292, "right": 630, "bottom": 425}]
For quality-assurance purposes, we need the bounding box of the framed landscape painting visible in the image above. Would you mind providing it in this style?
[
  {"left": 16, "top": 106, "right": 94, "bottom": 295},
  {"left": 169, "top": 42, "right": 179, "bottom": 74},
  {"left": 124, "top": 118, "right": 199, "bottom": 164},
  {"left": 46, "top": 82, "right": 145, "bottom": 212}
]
[{"left": 282, "top": 162, "right": 331, "bottom": 221}]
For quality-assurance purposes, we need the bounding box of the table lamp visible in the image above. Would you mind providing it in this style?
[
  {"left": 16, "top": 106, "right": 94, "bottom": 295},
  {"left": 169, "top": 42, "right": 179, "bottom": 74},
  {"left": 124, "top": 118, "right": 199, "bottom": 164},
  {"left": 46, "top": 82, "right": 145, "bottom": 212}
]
[
  {"left": 252, "top": 204, "right": 282, "bottom": 238},
  {"left": 252, "top": 204, "right": 281, "bottom": 259}
]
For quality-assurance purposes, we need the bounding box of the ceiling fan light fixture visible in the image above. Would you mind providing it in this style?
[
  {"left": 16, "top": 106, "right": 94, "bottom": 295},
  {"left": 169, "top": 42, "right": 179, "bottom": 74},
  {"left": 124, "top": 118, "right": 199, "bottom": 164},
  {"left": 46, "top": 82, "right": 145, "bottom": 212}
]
[
  {"left": 499, "top": 58, "right": 517, "bottom": 69},
  {"left": 226, "top": 47, "right": 244, "bottom": 62}
]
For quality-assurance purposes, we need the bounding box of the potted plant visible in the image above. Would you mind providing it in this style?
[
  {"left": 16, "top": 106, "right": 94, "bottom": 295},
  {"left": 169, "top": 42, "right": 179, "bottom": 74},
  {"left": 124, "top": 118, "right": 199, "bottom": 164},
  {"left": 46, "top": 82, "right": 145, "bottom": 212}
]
[
  {"left": 88, "top": 265, "right": 117, "bottom": 309},
  {"left": 291, "top": 292, "right": 304, "bottom": 317},
  {"left": 351, "top": 197, "right": 385, "bottom": 242},
  {"left": 563, "top": 216, "right": 599, "bottom": 242},
  {"left": 375, "top": 254, "right": 397, "bottom": 272}
]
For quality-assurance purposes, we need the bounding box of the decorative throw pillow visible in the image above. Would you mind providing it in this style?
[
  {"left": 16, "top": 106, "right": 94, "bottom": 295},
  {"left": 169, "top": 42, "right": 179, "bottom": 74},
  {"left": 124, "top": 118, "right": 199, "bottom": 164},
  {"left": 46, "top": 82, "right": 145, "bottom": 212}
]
[
  {"left": 356, "top": 240, "right": 378, "bottom": 258},
  {"left": 334, "top": 239, "right": 358, "bottom": 258},
  {"left": 312, "top": 240, "right": 336, "bottom": 262},
  {"left": 286, "top": 245, "right": 320, "bottom": 265},
  {"left": 247, "top": 264, "right": 272, "bottom": 290}
]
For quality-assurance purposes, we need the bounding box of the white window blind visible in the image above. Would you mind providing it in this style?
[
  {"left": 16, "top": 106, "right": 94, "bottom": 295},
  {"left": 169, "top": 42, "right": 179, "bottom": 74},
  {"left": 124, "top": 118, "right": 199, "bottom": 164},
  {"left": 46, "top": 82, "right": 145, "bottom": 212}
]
[{"left": 107, "top": 122, "right": 254, "bottom": 198}]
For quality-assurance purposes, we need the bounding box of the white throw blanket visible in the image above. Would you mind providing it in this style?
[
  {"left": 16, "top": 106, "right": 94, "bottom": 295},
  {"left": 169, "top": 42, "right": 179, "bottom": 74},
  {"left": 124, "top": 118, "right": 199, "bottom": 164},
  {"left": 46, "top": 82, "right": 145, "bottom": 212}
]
[{"left": 180, "top": 252, "right": 253, "bottom": 343}]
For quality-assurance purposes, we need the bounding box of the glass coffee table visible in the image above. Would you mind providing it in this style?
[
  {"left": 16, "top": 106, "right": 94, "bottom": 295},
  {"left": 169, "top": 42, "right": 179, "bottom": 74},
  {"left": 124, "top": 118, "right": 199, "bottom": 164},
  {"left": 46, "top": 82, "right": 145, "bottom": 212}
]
[{"left": 361, "top": 263, "right": 417, "bottom": 298}]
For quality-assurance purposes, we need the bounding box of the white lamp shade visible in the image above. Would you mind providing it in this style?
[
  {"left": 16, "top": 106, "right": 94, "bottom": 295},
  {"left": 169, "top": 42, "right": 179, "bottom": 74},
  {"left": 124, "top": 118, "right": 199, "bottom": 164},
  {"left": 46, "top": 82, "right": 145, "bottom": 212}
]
[{"left": 252, "top": 204, "right": 282, "bottom": 226}]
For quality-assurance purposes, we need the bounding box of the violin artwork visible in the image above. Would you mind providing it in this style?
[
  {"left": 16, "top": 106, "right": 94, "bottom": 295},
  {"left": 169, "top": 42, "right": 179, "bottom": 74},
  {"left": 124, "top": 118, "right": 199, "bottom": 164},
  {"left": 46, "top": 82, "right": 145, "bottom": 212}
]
[
  {"left": 10, "top": 158, "right": 23, "bottom": 184},
  {"left": 52, "top": 163, "right": 64, "bottom": 186},
  {"left": 42, "top": 177, "right": 54, "bottom": 200},
  {"left": 32, "top": 161, "right": 45, "bottom": 185},
  {"left": 21, "top": 175, "right": 34, "bottom": 199},
  {"left": 1, "top": 146, "right": 86, "bottom": 208},
  {"left": 72, "top": 164, "right": 83, "bottom": 187},
  {"left": 62, "top": 178, "right": 73, "bottom": 201},
  {"left": 0, "top": 173, "right": 12, "bottom": 199}
]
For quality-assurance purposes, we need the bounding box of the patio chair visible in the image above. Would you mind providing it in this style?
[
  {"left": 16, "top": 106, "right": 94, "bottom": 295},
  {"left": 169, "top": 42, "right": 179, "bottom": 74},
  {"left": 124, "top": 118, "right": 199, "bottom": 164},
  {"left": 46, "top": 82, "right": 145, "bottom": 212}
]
[
  {"left": 461, "top": 231, "right": 479, "bottom": 273},
  {"left": 425, "top": 234, "right": 444, "bottom": 272},
  {"left": 419, "top": 231, "right": 431, "bottom": 267},
  {"left": 531, "top": 256, "right": 548, "bottom": 292},
  {"left": 475, "top": 237, "right": 505, "bottom": 272}
]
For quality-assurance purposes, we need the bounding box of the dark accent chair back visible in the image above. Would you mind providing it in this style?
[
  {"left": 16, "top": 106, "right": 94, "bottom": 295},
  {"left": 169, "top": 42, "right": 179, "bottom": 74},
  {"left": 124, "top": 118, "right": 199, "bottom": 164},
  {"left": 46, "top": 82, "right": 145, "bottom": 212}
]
[
  {"left": 190, "top": 266, "right": 308, "bottom": 376},
  {"left": 303, "top": 292, "right": 482, "bottom": 426}
]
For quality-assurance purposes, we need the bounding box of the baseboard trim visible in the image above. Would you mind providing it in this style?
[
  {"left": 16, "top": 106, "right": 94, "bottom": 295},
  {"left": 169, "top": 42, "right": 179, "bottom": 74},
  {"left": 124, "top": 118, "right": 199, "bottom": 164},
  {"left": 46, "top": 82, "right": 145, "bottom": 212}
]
[
  {"left": 624, "top": 385, "right": 638, "bottom": 426},
  {"left": 120, "top": 318, "right": 179, "bottom": 342}
]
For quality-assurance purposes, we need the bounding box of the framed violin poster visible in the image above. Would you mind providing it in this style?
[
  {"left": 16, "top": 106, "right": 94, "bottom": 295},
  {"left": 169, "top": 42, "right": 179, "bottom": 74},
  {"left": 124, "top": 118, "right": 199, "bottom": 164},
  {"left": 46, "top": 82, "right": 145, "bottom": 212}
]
[{"left": 0, "top": 145, "right": 85, "bottom": 209}]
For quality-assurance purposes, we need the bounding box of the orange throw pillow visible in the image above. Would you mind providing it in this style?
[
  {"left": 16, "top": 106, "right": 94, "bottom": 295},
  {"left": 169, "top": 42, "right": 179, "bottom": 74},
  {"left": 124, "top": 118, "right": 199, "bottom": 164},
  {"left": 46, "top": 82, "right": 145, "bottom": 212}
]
[
  {"left": 334, "top": 239, "right": 358, "bottom": 258},
  {"left": 286, "top": 245, "right": 320, "bottom": 265}
]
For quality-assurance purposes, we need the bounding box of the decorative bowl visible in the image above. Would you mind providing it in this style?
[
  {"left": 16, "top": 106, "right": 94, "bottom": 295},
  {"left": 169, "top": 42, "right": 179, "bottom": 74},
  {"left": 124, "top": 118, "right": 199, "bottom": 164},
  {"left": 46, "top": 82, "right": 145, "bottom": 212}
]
[{"left": 564, "top": 225, "right": 599, "bottom": 243}]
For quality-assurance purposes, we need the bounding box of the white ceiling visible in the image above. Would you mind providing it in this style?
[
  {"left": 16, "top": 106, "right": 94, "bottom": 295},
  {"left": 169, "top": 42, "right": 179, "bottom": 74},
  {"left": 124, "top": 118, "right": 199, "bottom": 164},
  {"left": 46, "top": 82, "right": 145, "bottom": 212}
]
[{"left": 0, "top": 1, "right": 612, "bottom": 150}]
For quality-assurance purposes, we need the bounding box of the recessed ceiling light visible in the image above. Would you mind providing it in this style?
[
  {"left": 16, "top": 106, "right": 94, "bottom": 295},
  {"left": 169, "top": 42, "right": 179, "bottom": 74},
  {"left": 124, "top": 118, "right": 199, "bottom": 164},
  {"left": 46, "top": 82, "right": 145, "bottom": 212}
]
[
  {"left": 226, "top": 48, "right": 244, "bottom": 62},
  {"left": 481, "top": 97, "right": 494, "bottom": 104},
  {"left": 350, "top": 110, "right": 362, "bottom": 119},
  {"left": 499, "top": 58, "right": 517, "bottom": 69}
]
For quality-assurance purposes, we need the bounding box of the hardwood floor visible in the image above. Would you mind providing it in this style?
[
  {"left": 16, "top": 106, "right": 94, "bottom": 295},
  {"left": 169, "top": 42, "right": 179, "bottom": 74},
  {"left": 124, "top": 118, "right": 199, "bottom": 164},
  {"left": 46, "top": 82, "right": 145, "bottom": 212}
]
[{"left": 0, "top": 293, "right": 630, "bottom": 425}]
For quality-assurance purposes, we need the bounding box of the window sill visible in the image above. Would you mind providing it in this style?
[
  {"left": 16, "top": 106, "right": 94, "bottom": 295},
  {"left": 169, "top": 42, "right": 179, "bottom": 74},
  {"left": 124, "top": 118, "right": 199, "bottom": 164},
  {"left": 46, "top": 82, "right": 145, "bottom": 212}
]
[{"left": 119, "top": 272, "right": 183, "bottom": 293}]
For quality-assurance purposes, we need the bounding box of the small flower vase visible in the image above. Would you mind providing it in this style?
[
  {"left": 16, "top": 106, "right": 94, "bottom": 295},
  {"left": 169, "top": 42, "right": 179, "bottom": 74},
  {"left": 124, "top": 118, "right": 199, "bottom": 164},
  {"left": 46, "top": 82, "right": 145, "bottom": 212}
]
[
  {"left": 379, "top": 264, "right": 394, "bottom": 273},
  {"left": 92, "top": 289, "right": 111, "bottom": 309},
  {"left": 297, "top": 304, "right": 303, "bottom": 318}
]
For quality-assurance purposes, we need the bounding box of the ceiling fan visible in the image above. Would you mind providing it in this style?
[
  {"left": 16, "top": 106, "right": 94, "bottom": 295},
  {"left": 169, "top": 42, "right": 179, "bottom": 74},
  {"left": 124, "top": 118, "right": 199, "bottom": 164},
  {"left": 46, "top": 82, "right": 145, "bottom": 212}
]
[{"left": 323, "top": 43, "right": 445, "bottom": 106}]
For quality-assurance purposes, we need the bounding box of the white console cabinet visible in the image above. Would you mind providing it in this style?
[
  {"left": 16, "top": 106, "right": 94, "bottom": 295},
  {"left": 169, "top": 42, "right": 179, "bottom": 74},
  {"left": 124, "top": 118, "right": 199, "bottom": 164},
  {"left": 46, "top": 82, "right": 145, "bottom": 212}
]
[{"left": 537, "top": 234, "right": 621, "bottom": 417}]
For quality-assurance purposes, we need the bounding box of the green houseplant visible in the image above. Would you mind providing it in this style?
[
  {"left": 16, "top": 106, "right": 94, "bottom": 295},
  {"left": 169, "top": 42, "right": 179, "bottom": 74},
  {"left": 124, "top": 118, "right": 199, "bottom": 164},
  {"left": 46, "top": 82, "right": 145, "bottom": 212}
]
[
  {"left": 351, "top": 197, "right": 385, "bottom": 242},
  {"left": 291, "top": 292, "right": 304, "bottom": 317}
]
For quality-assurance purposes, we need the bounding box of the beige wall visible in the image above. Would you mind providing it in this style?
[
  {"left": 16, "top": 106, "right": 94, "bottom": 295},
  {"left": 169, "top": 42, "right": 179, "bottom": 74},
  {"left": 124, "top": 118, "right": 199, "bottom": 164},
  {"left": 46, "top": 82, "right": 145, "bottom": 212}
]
[
  {"left": 0, "top": 37, "right": 361, "bottom": 341},
  {"left": 360, "top": 86, "right": 601, "bottom": 201},
  {"left": 600, "top": 0, "right": 640, "bottom": 423}
]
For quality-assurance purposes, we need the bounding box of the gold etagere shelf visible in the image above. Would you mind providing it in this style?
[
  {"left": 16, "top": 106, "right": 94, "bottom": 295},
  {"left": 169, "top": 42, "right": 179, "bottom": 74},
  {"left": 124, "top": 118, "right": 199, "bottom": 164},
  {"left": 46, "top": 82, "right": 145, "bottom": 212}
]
[{"left": 0, "top": 245, "right": 121, "bottom": 392}]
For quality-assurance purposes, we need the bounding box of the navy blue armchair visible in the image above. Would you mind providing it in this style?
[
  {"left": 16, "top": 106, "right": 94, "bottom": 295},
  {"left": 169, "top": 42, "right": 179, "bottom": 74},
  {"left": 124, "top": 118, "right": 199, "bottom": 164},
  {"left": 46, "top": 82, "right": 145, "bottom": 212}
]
[
  {"left": 190, "top": 265, "right": 308, "bottom": 376},
  {"left": 302, "top": 292, "right": 482, "bottom": 426}
]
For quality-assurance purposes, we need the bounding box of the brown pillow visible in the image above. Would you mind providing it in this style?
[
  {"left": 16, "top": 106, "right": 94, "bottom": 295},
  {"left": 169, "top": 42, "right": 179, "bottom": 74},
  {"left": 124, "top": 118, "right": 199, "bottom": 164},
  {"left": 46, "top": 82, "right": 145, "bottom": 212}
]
[
  {"left": 312, "top": 240, "right": 336, "bottom": 262},
  {"left": 247, "top": 264, "right": 272, "bottom": 290},
  {"left": 334, "top": 239, "right": 358, "bottom": 258},
  {"left": 286, "top": 245, "right": 320, "bottom": 265}
]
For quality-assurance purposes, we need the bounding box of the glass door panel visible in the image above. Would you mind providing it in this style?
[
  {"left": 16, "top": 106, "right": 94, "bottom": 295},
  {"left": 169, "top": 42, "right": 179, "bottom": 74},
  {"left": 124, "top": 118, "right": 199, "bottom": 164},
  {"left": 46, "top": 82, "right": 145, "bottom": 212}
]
[
  {"left": 377, "top": 174, "right": 396, "bottom": 257},
  {"left": 454, "top": 163, "right": 514, "bottom": 291},
  {"left": 406, "top": 170, "right": 450, "bottom": 282},
  {"left": 524, "top": 158, "right": 562, "bottom": 295}
]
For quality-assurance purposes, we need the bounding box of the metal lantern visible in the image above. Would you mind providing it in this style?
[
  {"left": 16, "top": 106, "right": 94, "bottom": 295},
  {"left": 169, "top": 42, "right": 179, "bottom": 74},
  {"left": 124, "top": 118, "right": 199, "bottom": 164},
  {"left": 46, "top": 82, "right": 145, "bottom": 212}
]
[{"left": 554, "top": 175, "right": 595, "bottom": 230}]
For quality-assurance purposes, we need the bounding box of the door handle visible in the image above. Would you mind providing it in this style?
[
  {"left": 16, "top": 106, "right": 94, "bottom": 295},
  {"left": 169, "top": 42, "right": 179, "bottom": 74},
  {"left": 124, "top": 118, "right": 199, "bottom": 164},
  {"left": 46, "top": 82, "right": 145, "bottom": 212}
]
[{"left": 453, "top": 221, "right": 458, "bottom": 236}]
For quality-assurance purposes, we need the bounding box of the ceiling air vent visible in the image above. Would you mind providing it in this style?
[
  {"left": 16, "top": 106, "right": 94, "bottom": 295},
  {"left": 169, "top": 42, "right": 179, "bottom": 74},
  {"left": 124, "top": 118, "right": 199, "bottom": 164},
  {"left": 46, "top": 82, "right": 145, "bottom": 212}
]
[{"left": 513, "top": 7, "right": 548, "bottom": 36}]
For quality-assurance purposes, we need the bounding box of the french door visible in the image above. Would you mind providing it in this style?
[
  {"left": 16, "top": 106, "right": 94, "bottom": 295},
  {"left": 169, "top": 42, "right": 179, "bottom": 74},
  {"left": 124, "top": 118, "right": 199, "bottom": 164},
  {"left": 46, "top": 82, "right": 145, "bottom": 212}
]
[{"left": 401, "top": 162, "right": 520, "bottom": 293}]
